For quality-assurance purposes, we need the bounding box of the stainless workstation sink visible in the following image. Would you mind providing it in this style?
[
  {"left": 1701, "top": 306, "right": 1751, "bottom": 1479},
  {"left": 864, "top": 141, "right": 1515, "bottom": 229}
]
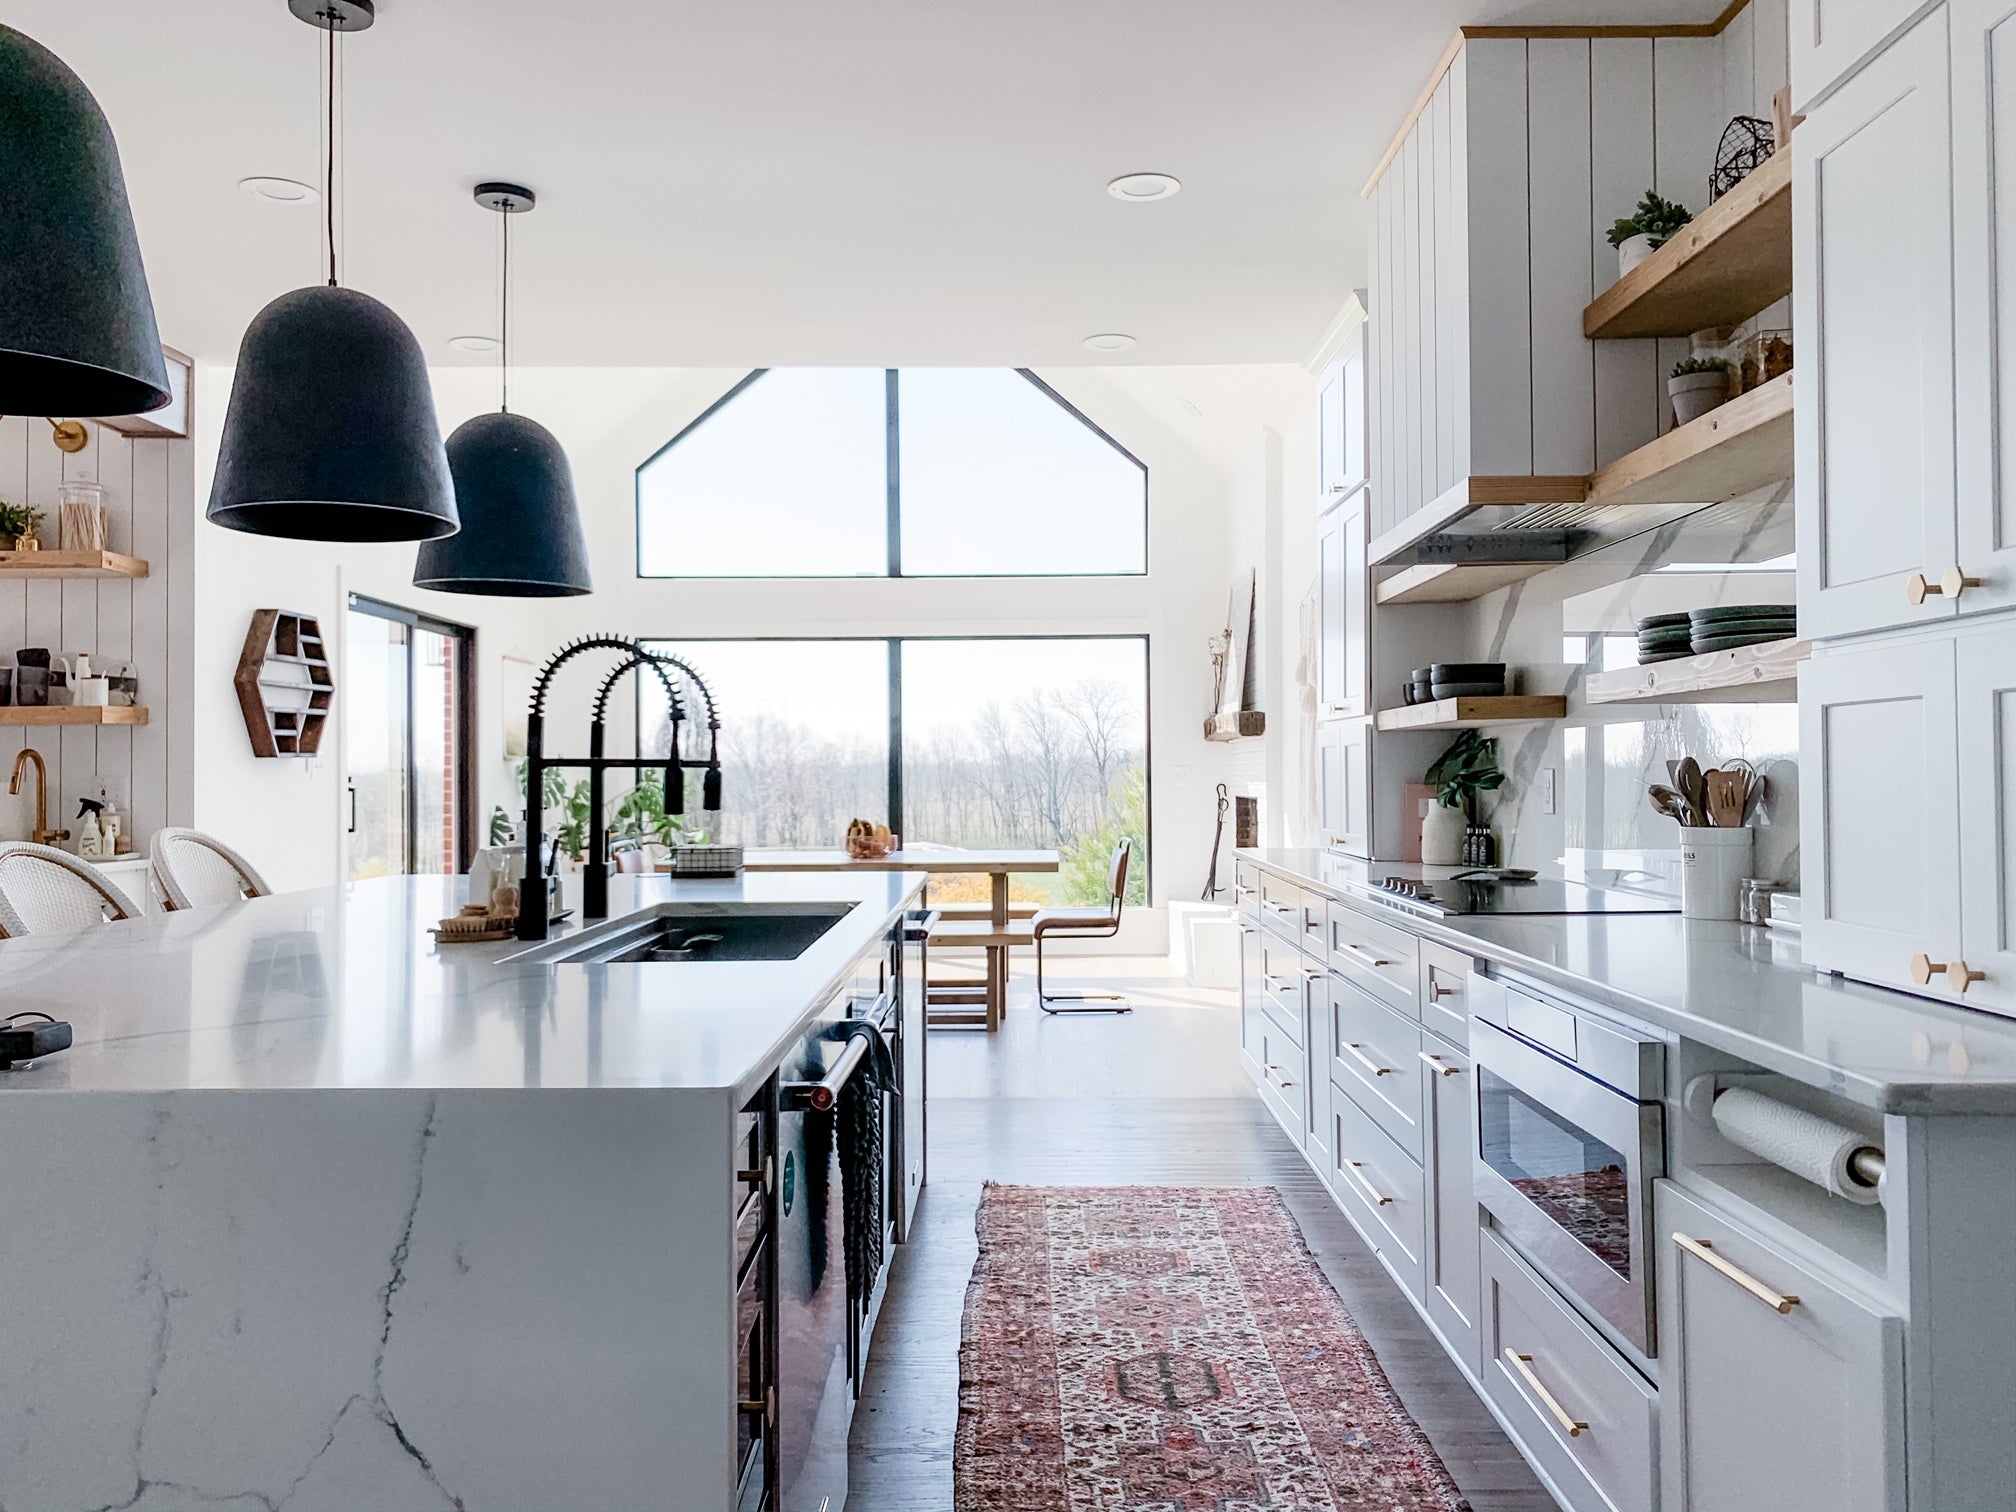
[{"left": 505, "top": 900, "right": 856, "bottom": 964}]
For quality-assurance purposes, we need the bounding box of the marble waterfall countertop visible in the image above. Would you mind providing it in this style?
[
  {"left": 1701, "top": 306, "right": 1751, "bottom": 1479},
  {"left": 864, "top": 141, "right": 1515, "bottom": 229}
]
[
  {"left": 0, "top": 870, "right": 924, "bottom": 1099},
  {"left": 1238, "top": 848, "right": 2016, "bottom": 1116}
]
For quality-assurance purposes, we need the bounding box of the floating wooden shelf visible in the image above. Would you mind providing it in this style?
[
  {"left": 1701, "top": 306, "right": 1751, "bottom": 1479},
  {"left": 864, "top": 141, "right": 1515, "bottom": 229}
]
[
  {"left": 0, "top": 549, "right": 149, "bottom": 579},
  {"left": 1375, "top": 695, "right": 1566, "bottom": 732},
  {"left": 1377, "top": 561, "right": 1558, "bottom": 605},
  {"left": 1204, "top": 710, "right": 1267, "bottom": 741},
  {"left": 1584, "top": 149, "right": 1792, "bottom": 339},
  {"left": 1586, "top": 638, "right": 1808, "bottom": 706},
  {"left": 1587, "top": 372, "right": 1794, "bottom": 506},
  {"left": 0, "top": 705, "right": 148, "bottom": 726}
]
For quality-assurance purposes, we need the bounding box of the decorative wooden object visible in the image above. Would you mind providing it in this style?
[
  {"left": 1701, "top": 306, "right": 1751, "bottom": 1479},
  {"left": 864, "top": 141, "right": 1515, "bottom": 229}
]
[
  {"left": 1374, "top": 695, "right": 1566, "bottom": 732},
  {"left": 0, "top": 549, "right": 147, "bottom": 578},
  {"left": 1204, "top": 710, "right": 1268, "bottom": 741},
  {"left": 1586, "top": 638, "right": 1809, "bottom": 706},
  {"left": 1587, "top": 371, "right": 1794, "bottom": 506},
  {"left": 235, "top": 609, "right": 332, "bottom": 758}
]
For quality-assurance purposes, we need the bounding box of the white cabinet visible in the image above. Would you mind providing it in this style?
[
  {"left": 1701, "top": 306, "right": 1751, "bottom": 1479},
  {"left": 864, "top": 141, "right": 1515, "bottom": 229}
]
[
  {"left": 1657, "top": 1180, "right": 1905, "bottom": 1512},
  {"left": 1800, "top": 636, "right": 1963, "bottom": 996},
  {"left": 1419, "top": 1037, "right": 1480, "bottom": 1374},
  {"left": 1795, "top": 6, "right": 1957, "bottom": 641},
  {"left": 1317, "top": 327, "right": 1366, "bottom": 504},
  {"left": 1317, "top": 718, "right": 1370, "bottom": 857},
  {"left": 1953, "top": 622, "right": 2016, "bottom": 1014},
  {"left": 1317, "top": 493, "right": 1368, "bottom": 720},
  {"left": 1950, "top": 0, "right": 2016, "bottom": 619},
  {"left": 1790, "top": 0, "right": 1941, "bottom": 111}
]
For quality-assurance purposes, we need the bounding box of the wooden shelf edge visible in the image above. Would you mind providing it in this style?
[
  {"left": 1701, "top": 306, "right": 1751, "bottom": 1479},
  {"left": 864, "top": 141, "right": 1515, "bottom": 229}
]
[
  {"left": 1586, "top": 371, "right": 1795, "bottom": 507},
  {"left": 1374, "top": 695, "right": 1567, "bottom": 732},
  {"left": 0, "top": 705, "right": 149, "bottom": 726},
  {"left": 1369, "top": 474, "right": 1591, "bottom": 566},
  {"left": 1377, "top": 561, "right": 1559, "bottom": 605},
  {"left": 1583, "top": 148, "right": 1793, "bottom": 340},
  {"left": 1586, "top": 639, "right": 1809, "bottom": 706},
  {"left": 0, "top": 550, "right": 149, "bottom": 579}
]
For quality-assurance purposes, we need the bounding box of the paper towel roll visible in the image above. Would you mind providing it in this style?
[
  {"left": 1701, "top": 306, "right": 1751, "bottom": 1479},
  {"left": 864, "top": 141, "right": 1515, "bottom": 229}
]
[{"left": 1710, "top": 1087, "right": 1885, "bottom": 1207}]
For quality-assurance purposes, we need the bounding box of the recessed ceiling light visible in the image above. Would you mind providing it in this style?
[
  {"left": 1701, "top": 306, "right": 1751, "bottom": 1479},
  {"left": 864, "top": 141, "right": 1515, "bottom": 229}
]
[
  {"left": 238, "top": 176, "right": 319, "bottom": 204},
  {"left": 1107, "top": 172, "right": 1181, "bottom": 202},
  {"left": 1083, "top": 333, "right": 1137, "bottom": 352},
  {"left": 448, "top": 334, "right": 501, "bottom": 354}
]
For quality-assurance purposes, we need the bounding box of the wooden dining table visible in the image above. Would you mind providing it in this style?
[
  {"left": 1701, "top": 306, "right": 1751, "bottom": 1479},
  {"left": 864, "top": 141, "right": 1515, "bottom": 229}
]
[{"left": 735, "top": 848, "right": 1061, "bottom": 1029}]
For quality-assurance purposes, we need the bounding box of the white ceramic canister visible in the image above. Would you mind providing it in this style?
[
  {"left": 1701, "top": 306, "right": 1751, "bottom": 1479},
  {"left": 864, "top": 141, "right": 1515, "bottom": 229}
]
[
  {"left": 1421, "top": 802, "right": 1467, "bottom": 867},
  {"left": 1681, "top": 826, "right": 1754, "bottom": 920}
]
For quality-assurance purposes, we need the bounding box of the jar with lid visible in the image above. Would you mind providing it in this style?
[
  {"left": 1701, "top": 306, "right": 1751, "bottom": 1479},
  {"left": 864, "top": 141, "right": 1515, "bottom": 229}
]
[{"left": 1738, "top": 878, "right": 1784, "bottom": 926}]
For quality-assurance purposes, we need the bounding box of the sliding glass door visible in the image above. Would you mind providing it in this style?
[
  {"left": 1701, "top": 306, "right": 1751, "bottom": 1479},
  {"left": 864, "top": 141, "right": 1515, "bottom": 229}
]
[{"left": 346, "top": 597, "right": 474, "bottom": 879}]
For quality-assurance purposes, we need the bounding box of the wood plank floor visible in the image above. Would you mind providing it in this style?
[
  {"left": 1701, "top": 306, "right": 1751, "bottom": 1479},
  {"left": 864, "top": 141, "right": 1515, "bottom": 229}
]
[{"left": 850, "top": 959, "right": 1557, "bottom": 1510}]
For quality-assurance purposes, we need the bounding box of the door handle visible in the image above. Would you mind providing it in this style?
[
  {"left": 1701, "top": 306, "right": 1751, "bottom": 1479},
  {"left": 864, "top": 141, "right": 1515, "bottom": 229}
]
[
  {"left": 1673, "top": 1233, "right": 1800, "bottom": 1314},
  {"left": 1418, "top": 1050, "right": 1463, "bottom": 1076},
  {"left": 1910, "top": 952, "right": 1986, "bottom": 994},
  {"left": 1337, "top": 941, "right": 1390, "bottom": 968},
  {"left": 1906, "top": 567, "right": 1983, "bottom": 604},
  {"left": 1502, "top": 1350, "right": 1587, "bottom": 1437},
  {"left": 347, "top": 781, "right": 357, "bottom": 835}
]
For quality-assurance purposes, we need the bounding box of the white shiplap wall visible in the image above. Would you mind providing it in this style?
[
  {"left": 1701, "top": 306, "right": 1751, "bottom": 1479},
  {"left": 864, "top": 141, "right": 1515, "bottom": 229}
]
[
  {"left": 1368, "top": 15, "right": 1790, "bottom": 537},
  {"left": 0, "top": 416, "right": 195, "bottom": 853}
]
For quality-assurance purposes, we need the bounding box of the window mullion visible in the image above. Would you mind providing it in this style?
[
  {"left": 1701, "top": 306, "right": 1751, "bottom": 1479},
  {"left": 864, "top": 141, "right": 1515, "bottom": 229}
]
[{"left": 885, "top": 368, "right": 901, "bottom": 577}]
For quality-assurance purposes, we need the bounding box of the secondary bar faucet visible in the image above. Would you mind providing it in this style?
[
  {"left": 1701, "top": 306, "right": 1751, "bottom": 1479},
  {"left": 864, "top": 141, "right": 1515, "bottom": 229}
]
[{"left": 8, "top": 748, "right": 69, "bottom": 848}]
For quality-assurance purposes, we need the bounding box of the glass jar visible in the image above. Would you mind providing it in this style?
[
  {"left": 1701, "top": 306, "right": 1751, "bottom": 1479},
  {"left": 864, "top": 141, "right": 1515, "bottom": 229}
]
[{"left": 1738, "top": 878, "right": 1784, "bottom": 926}]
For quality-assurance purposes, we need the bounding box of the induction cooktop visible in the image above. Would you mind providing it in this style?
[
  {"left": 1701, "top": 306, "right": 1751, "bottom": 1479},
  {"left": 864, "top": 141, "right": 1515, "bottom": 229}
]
[{"left": 1340, "top": 870, "right": 1680, "bottom": 920}]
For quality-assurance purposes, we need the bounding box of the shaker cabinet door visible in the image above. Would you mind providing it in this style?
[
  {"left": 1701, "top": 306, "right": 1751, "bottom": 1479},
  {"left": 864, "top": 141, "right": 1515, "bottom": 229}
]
[
  {"left": 1317, "top": 495, "right": 1368, "bottom": 719},
  {"left": 1951, "top": 0, "right": 2016, "bottom": 617},
  {"left": 1955, "top": 623, "right": 2016, "bottom": 1016},
  {"left": 1795, "top": 8, "right": 1958, "bottom": 640},
  {"left": 1789, "top": 0, "right": 1940, "bottom": 111},
  {"left": 1800, "top": 635, "right": 1963, "bottom": 996},
  {"left": 1318, "top": 719, "right": 1371, "bottom": 857},
  {"left": 1420, "top": 1038, "right": 1481, "bottom": 1375},
  {"left": 1657, "top": 1181, "right": 1905, "bottom": 1512}
]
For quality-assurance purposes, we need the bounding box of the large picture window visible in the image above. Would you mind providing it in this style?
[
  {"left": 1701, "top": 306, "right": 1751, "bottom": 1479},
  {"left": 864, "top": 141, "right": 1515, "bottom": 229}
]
[
  {"left": 636, "top": 369, "right": 1147, "bottom": 579},
  {"left": 642, "top": 636, "right": 1148, "bottom": 904}
]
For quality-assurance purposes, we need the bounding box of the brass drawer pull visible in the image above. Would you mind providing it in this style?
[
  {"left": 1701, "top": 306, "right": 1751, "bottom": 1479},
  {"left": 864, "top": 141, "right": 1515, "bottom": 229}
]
[
  {"left": 1418, "top": 1050, "right": 1462, "bottom": 1076},
  {"left": 1503, "top": 1349, "right": 1587, "bottom": 1438},
  {"left": 1337, "top": 941, "right": 1391, "bottom": 968},
  {"left": 1907, "top": 567, "right": 1983, "bottom": 604},
  {"left": 1263, "top": 973, "right": 1293, "bottom": 992},
  {"left": 1341, "top": 1040, "right": 1393, "bottom": 1077},
  {"left": 1266, "top": 901, "right": 1298, "bottom": 915},
  {"left": 1300, "top": 966, "right": 1324, "bottom": 982},
  {"left": 1673, "top": 1233, "right": 1799, "bottom": 1314},
  {"left": 1910, "top": 952, "right": 1986, "bottom": 994},
  {"left": 1427, "top": 977, "right": 1459, "bottom": 1000},
  {"left": 1343, "top": 1159, "right": 1392, "bottom": 1205},
  {"left": 1264, "top": 1063, "right": 1295, "bottom": 1089}
]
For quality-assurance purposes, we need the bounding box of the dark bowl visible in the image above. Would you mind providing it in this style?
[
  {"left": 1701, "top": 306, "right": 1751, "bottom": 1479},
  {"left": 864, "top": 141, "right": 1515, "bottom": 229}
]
[{"left": 1429, "top": 662, "right": 1506, "bottom": 682}]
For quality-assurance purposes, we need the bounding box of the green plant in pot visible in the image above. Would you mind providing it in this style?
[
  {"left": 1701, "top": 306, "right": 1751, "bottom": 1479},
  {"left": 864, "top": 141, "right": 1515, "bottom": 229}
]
[
  {"left": 1421, "top": 731, "right": 1503, "bottom": 866},
  {"left": 1668, "top": 354, "right": 1732, "bottom": 426},
  {"left": 1607, "top": 189, "right": 1693, "bottom": 276},
  {"left": 0, "top": 502, "right": 45, "bottom": 551}
]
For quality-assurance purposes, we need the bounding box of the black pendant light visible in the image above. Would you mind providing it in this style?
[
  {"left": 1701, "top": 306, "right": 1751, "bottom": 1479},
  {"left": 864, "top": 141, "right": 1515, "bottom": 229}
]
[
  {"left": 0, "top": 23, "right": 170, "bottom": 417},
  {"left": 414, "top": 184, "right": 592, "bottom": 595},
  {"left": 206, "top": 0, "right": 458, "bottom": 543}
]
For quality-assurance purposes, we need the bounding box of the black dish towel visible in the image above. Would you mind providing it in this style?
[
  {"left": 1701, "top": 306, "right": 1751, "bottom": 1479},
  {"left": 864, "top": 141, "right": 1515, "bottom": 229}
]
[{"left": 836, "top": 1019, "right": 896, "bottom": 1310}]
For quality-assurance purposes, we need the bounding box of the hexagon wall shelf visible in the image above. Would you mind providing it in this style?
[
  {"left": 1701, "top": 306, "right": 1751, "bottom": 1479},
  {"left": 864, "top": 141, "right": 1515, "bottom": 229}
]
[{"left": 235, "top": 609, "right": 332, "bottom": 757}]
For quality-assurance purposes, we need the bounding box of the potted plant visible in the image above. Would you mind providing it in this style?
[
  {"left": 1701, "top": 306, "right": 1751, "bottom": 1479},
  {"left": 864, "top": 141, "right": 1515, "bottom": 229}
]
[
  {"left": 1607, "top": 190, "right": 1693, "bottom": 277},
  {"left": 0, "top": 502, "right": 45, "bottom": 551},
  {"left": 1421, "top": 731, "right": 1503, "bottom": 867},
  {"left": 1669, "top": 355, "right": 1733, "bottom": 426}
]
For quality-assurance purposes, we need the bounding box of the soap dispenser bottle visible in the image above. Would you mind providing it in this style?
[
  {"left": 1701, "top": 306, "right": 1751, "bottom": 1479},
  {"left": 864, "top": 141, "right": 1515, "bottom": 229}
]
[
  {"left": 97, "top": 784, "right": 123, "bottom": 855},
  {"left": 75, "top": 798, "right": 104, "bottom": 859}
]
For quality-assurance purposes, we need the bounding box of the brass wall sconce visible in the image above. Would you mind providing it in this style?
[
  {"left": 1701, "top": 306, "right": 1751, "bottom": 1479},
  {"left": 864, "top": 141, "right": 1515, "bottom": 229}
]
[{"left": 0, "top": 416, "right": 91, "bottom": 453}]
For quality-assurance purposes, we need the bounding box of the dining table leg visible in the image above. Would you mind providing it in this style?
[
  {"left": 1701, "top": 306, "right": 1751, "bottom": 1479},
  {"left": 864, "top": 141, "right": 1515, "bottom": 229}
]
[{"left": 990, "top": 871, "right": 1009, "bottom": 1028}]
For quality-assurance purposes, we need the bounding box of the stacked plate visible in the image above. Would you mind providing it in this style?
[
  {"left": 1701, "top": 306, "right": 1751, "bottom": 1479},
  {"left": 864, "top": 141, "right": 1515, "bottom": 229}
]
[
  {"left": 1689, "top": 603, "right": 1795, "bottom": 653},
  {"left": 1636, "top": 612, "right": 1695, "bottom": 665}
]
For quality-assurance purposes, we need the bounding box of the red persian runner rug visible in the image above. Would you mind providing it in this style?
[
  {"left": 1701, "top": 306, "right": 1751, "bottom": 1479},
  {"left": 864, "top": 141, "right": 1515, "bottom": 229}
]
[{"left": 955, "top": 1184, "right": 1470, "bottom": 1512}]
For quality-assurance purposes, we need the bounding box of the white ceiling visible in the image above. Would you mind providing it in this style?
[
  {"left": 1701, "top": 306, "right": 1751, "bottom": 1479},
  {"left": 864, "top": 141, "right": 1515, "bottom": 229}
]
[{"left": 7, "top": 0, "right": 1730, "bottom": 368}]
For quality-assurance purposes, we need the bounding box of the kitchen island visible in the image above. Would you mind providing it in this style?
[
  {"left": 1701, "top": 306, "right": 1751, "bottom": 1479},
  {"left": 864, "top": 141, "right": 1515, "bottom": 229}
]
[{"left": 0, "top": 870, "right": 928, "bottom": 1512}]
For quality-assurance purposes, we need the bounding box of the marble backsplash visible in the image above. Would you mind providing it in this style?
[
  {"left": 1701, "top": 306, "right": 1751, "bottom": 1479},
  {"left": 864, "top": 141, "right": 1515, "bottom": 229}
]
[{"left": 1460, "top": 485, "right": 1798, "bottom": 899}]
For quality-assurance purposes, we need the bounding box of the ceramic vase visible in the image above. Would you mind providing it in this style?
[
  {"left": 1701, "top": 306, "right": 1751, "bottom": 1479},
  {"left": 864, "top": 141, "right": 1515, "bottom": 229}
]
[
  {"left": 1422, "top": 802, "right": 1467, "bottom": 867},
  {"left": 1617, "top": 232, "right": 1659, "bottom": 276}
]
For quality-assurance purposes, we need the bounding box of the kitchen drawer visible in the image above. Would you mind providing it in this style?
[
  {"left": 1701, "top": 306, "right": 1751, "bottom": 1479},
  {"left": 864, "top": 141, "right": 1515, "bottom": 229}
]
[
  {"left": 1234, "top": 862, "right": 1261, "bottom": 919},
  {"left": 1258, "top": 871, "right": 1308, "bottom": 940},
  {"left": 1255, "top": 1020, "right": 1306, "bottom": 1150},
  {"left": 1258, "top": 933, "right": 1311, "bottom": 1049},
  {"left": 1418, "top": 941, "right": 1474, "bottom": 1046},
  {"left": 1329, "top": 1079, "right": 1426, "bottom": 1301},
  {"left": 1481, "top": 1228, "right": 1657, "bottom": 1512},
  {"left": 1328, "top": 972, "right": 1424, "bottom": 1160},
  {"left": 1325, "top": 898, "right": 1418, "bottom": 1016}
]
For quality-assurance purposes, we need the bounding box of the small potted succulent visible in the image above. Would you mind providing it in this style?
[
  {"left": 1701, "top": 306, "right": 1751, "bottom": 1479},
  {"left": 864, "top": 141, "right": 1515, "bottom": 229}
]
[
  {"left": 1422, "top": 732, "right": 1503, "bottom": 867},
  {"left": 1669, "top": 355, "right": 1733, "bottom": 426},
  {"left": 1607, "top": 190, "right": 1694, "bottom": 277},
  {"left": 0, "top": 502, "right": 45, "bottom": 551}
]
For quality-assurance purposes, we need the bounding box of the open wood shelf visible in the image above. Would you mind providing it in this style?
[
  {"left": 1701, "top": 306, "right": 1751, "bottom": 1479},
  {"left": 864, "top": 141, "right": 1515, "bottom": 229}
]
[
  {"left": 1587, "top": 371, "right": 1794, "bottom": 505},
  {"left": 0, "top": 549, "right": 149, "bottom": 579},
  {"left": 1204, "top": 711, "right": 1267, "bottom": 742},
  {"left": 1586, "top": 638, "right": 1808, "bottom": 706},
  {"left": 1376, "top": 561, "right": 1558, "bottom": 605},
  {"left": 0, "top": 705, "right": 148, "bottom": 726},
  {"left": 1374, "top": 695, "right": 1565, "bottom": 732},
  {"left": 1584, "top": 148, "right": 1792, "bottom": 339}
]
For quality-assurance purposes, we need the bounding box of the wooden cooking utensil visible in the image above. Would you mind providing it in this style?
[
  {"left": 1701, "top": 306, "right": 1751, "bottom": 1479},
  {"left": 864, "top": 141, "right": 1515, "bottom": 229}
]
[{"left": 1705, "top": 769, "right": 1748, "bottom": 828}]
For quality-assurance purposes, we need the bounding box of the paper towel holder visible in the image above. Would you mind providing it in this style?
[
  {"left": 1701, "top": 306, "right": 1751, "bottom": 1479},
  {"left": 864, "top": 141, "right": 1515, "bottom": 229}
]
[{"left": 1684, "top": 1073, "right": 1887, "bottom": 1191}]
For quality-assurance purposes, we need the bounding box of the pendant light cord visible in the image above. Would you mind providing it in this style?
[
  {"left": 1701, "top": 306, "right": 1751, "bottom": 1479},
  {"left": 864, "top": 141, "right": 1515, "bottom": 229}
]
[
  {"left": 324, "top": 23, "right": 337, "bottom": 287},
  {"left": 501, "top": 200, "right": 511, "bottom": 413}
]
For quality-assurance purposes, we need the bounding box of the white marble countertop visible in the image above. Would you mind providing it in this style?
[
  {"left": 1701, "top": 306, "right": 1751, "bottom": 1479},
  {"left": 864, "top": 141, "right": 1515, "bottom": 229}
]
[
  {"left": 1237, "top": 848, "right": 2016, "bottom": 1115},
  {"left": 0, "top": 871, "right": 923, "bottom": 1098}
]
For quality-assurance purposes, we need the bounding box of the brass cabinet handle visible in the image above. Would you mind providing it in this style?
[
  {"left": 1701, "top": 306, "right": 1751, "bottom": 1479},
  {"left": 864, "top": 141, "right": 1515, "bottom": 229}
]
[
  {"left": 1266, "top": 901, "right": 1297, "bottom": 915},
  {"left": 1300, "top": 966, "right": 1324, "bottom": 982},
  {"left": 1911, "top": 953, "right": 1987, "bottom": 993},
  {"left": 1418, "top": 1050, "right": 1463, "bottom": 1076},
  {"left": 1337, "top": 941, "right": 1391, "bottom": 968},
  {"left": 1427, "top": 976, "right": 1459, "bottom": 1000},
  {"left": 1673, "top": 1233, "right": 1800, "bottom": 1314},
  {"left": 1263, "top": 1063, "right": 1295, "bottom": 1089},
  {"left": 1343, "top": 1159, "right": 1392, "bottom": 1205},
  {"left": 1263, "top": 973, "right": 1293, "bottom": 992},
  {"left": 1502, "top": 1349, "right": 1587, "bottom": 1437},
  {"left": 1341, "top": 1040, "right": 1393, "bottom": 1077},
  {"left": 1907, "top": 567, "right": 1984, "bottom": 604}
]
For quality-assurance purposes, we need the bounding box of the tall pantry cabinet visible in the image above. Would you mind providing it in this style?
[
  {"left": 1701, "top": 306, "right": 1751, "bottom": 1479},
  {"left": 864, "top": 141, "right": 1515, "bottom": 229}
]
[
  {"left": 1798, "top": 0, "right": 2016, "bottom": 1019},
  {"left": 1317, "top": 305, "right": 1373, "bottom": 854}
]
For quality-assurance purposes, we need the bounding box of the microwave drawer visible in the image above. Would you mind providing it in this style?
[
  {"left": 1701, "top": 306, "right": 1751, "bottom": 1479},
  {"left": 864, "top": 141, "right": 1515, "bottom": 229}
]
[
  {"left": 1327, "top": 973, "right": 1424, "bottom": 1160},
  {"left": 1325, "top": 900, "right": 1418, "bottom": 1016},
  {"left": 1482, "top": 1227, "right": 1657, "bottom": 1512}
]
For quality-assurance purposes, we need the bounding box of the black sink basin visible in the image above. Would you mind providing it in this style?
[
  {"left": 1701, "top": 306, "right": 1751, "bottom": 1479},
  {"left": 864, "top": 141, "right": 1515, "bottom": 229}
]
[{"left": 510, "top": 902, "right": 853, "bottom": 965}]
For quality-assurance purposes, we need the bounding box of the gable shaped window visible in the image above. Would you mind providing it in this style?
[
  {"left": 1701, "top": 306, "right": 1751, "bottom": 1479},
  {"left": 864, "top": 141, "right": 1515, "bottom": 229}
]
[{"left": 636, "top": 368, "right": 1147, "bottom": 578}]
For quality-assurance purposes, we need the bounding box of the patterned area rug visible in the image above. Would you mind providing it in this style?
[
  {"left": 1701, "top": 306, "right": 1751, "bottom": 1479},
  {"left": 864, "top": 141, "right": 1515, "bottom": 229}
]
[{"left": 955, "top": 1184, "right": 1470, "bottom": 1511}]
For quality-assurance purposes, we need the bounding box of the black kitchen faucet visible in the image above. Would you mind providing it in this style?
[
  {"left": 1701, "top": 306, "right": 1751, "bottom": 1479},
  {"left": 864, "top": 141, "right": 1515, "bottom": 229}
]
[{"left": 516, "top": 636, "right": 724, "bottom": 941}]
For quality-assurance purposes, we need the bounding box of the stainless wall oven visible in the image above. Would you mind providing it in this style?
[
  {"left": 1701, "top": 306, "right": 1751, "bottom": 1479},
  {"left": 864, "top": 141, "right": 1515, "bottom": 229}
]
[{"left": 1471, "top": 977, "right": 1665, "bottom": 1357}]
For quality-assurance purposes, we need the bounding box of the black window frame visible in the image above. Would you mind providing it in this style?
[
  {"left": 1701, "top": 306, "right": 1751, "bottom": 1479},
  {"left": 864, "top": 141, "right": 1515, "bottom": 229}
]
[
  {"left": 637, "top": 632, "right": 1152, "bottom": 894},
  {"left": 633, "top": 368, "right": 1150, "bottom": 581},
  {"left": 345, "top": 594, "right": 478, "bottom": 875}
]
